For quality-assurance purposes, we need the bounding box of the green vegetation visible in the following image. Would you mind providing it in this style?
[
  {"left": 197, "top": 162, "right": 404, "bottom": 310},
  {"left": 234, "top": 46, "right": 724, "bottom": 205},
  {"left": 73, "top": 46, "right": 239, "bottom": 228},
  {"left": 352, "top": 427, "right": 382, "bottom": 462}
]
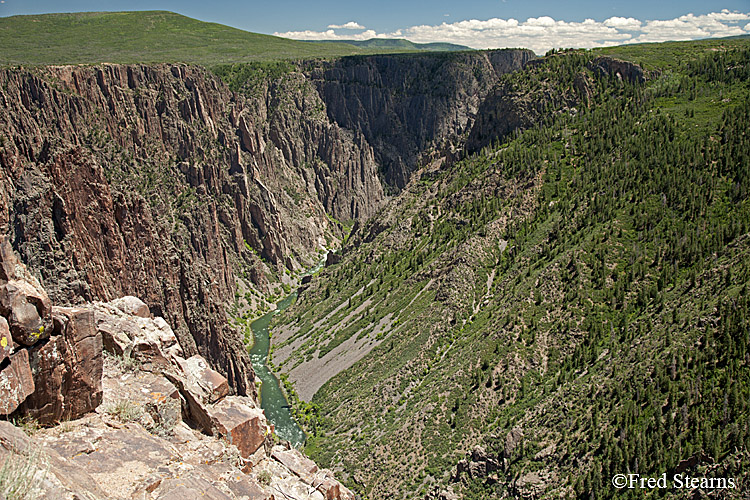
[
  {"left": 104, "top": 399, "right": 145, "bottom": 423},
  {"left": 11, "top": 417, "right": 40, "bottom": 437},
  {"left": 279, "top": 373, "right": 324, "bottom": 435},
  {"left": 213, "top": 61, "right": 295, "bottom": 95},
  {"left": 594, "top": 35, "right": 750, "bottom": 71},
  {"left": 273, "top": 38, "right": 750, "bottom": 498},
  {"left": 257, "top": 469, "right": 272, "bottom": 485},
  {"left": 0, "top": 11, "right": 410, "bottom": 66}
]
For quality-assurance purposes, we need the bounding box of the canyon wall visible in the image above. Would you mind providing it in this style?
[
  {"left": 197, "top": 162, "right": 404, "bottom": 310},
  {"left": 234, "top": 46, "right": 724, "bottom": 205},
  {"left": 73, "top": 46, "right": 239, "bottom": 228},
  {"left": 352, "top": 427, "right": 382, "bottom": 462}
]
[
  {"left": 0, "top": 64, "right": 383, "bottom": 396},
  {"left": 307, "top": 49, "right": 535, "bottom": 188}
]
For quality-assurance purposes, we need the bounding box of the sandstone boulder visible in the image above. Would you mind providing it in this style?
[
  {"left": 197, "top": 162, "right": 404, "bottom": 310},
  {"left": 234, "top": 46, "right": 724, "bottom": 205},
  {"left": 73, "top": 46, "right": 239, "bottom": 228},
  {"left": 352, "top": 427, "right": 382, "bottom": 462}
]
[
  {"left": 0, "top": 421, "right": 108, "bottom": 499},
  {"left": 19, "top": 307, "right": 102, "bottom": 424},
  {"left": 174, "top": 354, "right": 230, "bottom": 404},
  {"left": 108, "top": 295, "right": 151, "bottom": 318},
  {"left": 209, "top": 396, "right": 269, "bottom": 458},
  {"left": 46, "top": 423, "right": 179, "bottom": 499},
  {"left": 95, "top": 302, "right": 182, "bottom": 365},
  {"left": 272, "top": 448, "right": 355, "bottom": 500},
  {"left": 0, "top": 279, "right": 52, "bottom": 346},
  {"left": 0, "top": 349, "right": 35, "bottom": 415},
  {"left": 226, "top": 476, "right": 274, "bottom": 500},
  {"left": 153, "top": 476, "right": 232, "bottom": 500},
  {"left": 272, "top": 447, "right": 319, "bottom": 481},
  {"left": 164, "top": 354, "right": 230, "bottom": 434}
]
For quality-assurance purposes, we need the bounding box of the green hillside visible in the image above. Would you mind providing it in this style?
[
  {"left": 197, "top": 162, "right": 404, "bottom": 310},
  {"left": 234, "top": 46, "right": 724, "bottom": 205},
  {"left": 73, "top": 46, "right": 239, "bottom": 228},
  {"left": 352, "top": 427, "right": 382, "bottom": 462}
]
[
  {"left": 306, "top": 38, "right": 470, "bottom": 52},
  {"left": 272, "top": 37, "right": 750, "bottom": 498},
  {"left": 0, "top": 11, "right": 390, "bottom": 65}
]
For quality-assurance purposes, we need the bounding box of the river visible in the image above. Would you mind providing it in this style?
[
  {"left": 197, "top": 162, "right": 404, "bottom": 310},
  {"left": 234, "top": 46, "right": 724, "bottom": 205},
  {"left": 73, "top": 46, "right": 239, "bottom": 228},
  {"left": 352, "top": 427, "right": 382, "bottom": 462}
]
[
  {"left": 247, "top": 253, "right": 328, "bottom": 448},
  {"left": 248, "top": 291, "right": 305, "bottom": 447}
]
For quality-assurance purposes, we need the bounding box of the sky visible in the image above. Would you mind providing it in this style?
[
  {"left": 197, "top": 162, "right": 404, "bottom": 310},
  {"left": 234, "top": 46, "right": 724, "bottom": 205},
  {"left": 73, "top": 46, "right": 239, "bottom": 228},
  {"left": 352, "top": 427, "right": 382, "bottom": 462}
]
[{"left": 1, "top": 1, "right": 749, "bottom": 53}]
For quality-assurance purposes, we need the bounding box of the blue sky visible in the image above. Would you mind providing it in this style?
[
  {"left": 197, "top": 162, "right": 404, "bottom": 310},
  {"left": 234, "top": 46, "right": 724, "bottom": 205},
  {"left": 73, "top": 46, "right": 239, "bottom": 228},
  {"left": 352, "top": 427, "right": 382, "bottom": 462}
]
[{"left": 1, "top": 1, "right": 749, "bottom": 53}]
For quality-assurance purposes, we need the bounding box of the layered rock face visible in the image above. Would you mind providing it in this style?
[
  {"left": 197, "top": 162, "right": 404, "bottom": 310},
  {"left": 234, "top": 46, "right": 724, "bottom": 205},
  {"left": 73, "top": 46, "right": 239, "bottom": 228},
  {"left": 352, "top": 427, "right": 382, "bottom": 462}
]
[
  {"left": 306, "top": 49, "right": 535, "bottom": 188},
  {"left": 0, "top": 64, "right": 384, "bottom": 395}
]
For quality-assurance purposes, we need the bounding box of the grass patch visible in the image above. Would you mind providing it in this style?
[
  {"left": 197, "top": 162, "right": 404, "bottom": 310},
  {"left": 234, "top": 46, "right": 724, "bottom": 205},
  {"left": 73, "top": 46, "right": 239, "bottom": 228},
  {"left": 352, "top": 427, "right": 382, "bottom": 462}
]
[
  {"left": 104, "top": 399, "right": 144, "bottom": 423},
  {"left": 0, "top": 446, "right": 48, "bottom": 500}
]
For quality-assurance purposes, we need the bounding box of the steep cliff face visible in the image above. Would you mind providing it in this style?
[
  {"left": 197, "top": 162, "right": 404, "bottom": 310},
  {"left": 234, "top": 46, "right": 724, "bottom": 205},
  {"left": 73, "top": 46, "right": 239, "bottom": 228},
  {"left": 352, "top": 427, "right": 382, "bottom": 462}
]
[
  {"left": 0, "top": 63, "right": 384, "bottom": 396},
  {"left": 466, "top": 54, "right": 647, "bottom": 153},
  {"left": 306, "top": 49, "right": 535, "bottom": 188}
]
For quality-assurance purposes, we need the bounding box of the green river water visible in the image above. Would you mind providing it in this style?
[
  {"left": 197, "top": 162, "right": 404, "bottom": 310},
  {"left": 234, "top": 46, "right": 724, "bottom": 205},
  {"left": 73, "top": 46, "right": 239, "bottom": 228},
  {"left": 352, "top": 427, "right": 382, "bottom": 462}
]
[{"left": 248, "top": 291, "right": 305, "bottom": 447}]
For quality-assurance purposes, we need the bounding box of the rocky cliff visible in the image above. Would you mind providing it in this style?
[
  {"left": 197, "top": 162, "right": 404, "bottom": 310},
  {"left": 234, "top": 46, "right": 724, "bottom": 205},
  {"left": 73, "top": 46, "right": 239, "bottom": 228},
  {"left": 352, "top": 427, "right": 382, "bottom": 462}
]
[
  {"left": 466, "top": 54, "right": 646, "bottom": 153},
  {"left": 306, "top": 49, "right": 535, "bottom": 188},
  {"left": 0, "top": 63, "right": 385, "bottom": 396}
]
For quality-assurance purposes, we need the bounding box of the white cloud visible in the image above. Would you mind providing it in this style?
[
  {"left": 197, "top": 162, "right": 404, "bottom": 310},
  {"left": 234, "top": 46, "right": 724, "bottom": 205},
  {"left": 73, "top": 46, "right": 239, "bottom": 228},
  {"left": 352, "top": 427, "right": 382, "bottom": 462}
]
[
  {"left": 525, "top": 16, "right": 556, "bottom": 27},
  {"left": 327, "top": 21, "right": 365, "bottom": 30},
  {"left": 278, "top": 28, "right": 382, "bottom": 41},
  {"left": 604, "top": 17, "right": 642, "bottom": 30},
  {"left": 274, "top": 10, "right": 750, "bottom": 54}
]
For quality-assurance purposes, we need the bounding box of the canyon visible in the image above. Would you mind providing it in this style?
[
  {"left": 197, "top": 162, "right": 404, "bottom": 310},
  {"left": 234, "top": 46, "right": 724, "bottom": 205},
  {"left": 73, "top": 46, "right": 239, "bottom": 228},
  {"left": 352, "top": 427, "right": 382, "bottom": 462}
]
[
  {"left": 2, "top": 20, "right": 748, "bottom": 498},
  {"left": 0, "top": 48, "right": 533, "bottom": 497}
]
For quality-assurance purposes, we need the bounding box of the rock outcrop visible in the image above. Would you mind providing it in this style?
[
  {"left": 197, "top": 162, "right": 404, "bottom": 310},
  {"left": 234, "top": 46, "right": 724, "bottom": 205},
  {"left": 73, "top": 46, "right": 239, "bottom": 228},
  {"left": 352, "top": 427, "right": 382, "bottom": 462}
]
[
  {"left": 467, "top": 54, "right": 645, "bottom": 153},
  {"left": 0, "top": 63, "right": 386, "bottom": 396},
  {"left": 0, "top": 237, "right": 53, "bottom": 347},
  {"left": 0, "top": 289, "right": 354, "bottom": 500},
  {"left": 306, "top": 49, "right": 535, "bottom": 188},
  {"left": 0, "top": 236, "right": 103, "bottom": 422},
  {"left": 18, "top": 306, "right": 103, "bottom": 424},
  {"left": 587, "top": 56, "right": 646, "bottom": 84}
]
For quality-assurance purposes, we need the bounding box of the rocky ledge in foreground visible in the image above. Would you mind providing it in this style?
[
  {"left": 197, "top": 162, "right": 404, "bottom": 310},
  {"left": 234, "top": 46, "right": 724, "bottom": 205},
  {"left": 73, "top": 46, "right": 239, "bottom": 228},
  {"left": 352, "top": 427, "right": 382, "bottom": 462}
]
[{"left": 0, "top": 237, "right": 353, "bottom": 499}]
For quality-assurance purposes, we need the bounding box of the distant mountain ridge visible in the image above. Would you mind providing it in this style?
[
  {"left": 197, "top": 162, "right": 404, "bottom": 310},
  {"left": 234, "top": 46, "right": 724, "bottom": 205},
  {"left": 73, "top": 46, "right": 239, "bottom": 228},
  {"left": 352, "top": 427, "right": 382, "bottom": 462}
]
[{"left": 304, "top": 38, "right": 470, "bottom": 52}]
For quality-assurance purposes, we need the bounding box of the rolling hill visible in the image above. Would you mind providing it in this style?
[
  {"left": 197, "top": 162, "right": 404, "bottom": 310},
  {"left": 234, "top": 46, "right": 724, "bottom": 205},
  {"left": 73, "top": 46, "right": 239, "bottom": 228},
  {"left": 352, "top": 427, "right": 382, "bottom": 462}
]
[{"left": 0, "top": 10, "right": 430, "bottom": 66}]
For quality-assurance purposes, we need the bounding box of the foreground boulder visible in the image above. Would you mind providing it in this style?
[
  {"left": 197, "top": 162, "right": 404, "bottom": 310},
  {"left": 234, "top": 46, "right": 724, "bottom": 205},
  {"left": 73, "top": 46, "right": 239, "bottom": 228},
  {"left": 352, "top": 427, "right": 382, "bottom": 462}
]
[
  {"left": 108, "top": 295, "right": 151, "bottom": 318},
  {"left": 272, "top": 448, "right": 356, "bottom": 500},
  {"left": 0, "top": 236, "right": 53, "bottom": 347},
  {"left": 209, "top": 396, "right": 270, "bottom": 459},
  {"left": 94, "top": 299, "right": 182, "bottom": 367},
  {"left": 0, "top": 237, "right": 102, "bottom": 421},
  {"left": 18, "top": 306, "right": 103, "bottom": 424},
  {"left": 0, "top": 348, "right": 35, "bottom": 415},
  {"left": 0, "top": 420, "right": 109, "bottom": 499},
  {"left": 165, "top": 354, "right": 230, "bottom": 433}
]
